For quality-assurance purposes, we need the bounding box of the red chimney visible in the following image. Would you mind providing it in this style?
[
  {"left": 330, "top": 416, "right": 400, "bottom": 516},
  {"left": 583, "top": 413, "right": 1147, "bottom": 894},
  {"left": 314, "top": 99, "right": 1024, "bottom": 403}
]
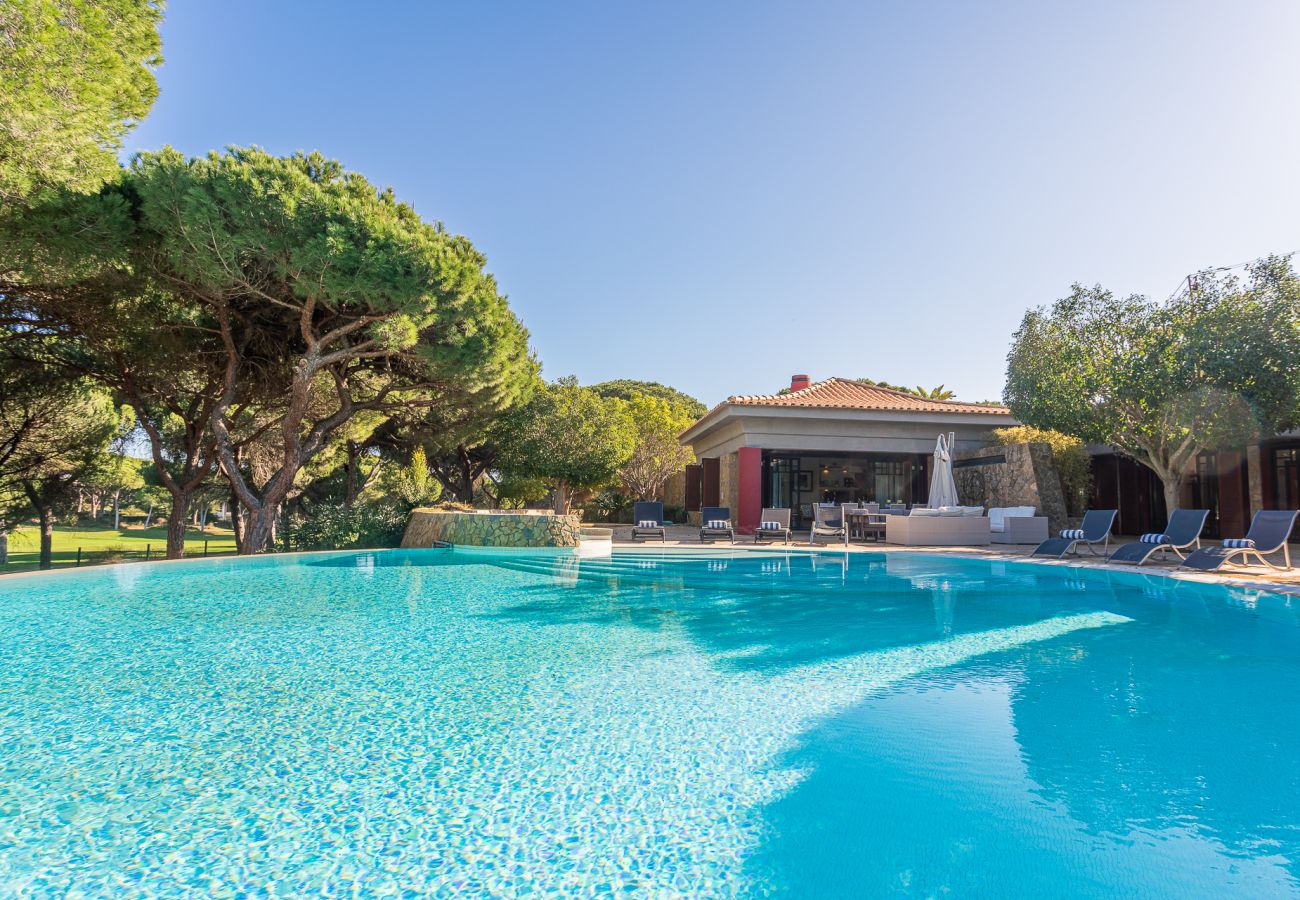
[{"left": 790, "top": 374, "right": 811, "bottom": 392}]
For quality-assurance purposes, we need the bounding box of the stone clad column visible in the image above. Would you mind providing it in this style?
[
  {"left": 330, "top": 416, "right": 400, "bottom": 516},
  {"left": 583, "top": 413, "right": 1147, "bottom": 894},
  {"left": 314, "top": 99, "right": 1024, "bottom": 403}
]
[{"left": 736, "top": 447, "right": 762, "bottom": 535}]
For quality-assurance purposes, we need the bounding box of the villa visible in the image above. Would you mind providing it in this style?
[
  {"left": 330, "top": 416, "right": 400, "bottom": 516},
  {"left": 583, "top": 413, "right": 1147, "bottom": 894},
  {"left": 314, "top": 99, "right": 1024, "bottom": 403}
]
[
  {"left": 677, "top": 374, "right": 1300, "bottom": 544},
  {"left": 675, "top": 375, "right": 1015, "bottom": 532}
]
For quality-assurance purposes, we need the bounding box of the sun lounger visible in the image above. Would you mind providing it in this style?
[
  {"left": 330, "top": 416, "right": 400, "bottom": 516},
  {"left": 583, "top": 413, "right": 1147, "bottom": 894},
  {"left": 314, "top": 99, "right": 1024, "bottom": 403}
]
[
  {"left": 1179, "top": 509, "right": 1298, "bottom": 572},
  {"left": 1032, "top": 509, "right": 1117, "bottom": 558},
  {"left": 700, "top": 506, "right": 735, "bottom": 543},
  {"left": 1107, "top": 508, "right": 1208, "bottom": 566},
  {"left": 754, "top": 507, "right": 792, "bottom": 543},
  {"left": 809, "top": 504, "right": 846, "bottom": 546},
  {"left": 631, "top": 501, "right": 666, "bottom": 542}
]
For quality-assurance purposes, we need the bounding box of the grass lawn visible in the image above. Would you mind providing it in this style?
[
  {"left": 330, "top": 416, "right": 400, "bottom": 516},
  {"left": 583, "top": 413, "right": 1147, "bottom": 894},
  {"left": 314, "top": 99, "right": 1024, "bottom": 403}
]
[{"left": 3, "top": 523, "right": 238, "bottom": 573}]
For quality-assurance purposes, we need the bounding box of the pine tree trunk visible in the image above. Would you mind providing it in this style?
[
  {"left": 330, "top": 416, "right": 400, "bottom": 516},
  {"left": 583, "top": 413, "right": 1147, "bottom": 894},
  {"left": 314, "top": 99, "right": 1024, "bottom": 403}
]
[
  {"left": 457, "top": 447, "right": 474, "bottom": 502},
  {"left": 242, "top": 506, "right": 278, "bottom": 554},
  {"left": 0, "top": 528, "right": 8, "bottom": 566},
  {"left": 166, "top": 491, "right": 190, "bottom": 559},
  {"left": 113, "top": 490, "right": 122, "bottom": 530},
  {"left": 553, "top": 482, "right": 571, "bottom": 514},
  {"left": 230, "top": 491, "right": 245, "bottom": 553},
  {"left": 38, "top": 505, "right": 54, "bottom": 570},
  {"left": 345, "top": 441, "right": 359, "bottom": 508}
]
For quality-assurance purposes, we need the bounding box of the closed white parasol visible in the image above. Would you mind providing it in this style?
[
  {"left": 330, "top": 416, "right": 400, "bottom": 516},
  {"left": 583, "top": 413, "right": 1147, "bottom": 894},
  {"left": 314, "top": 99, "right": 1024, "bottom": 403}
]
[{"left": 928, "top": 432, "right": 959, "bottom": 508}]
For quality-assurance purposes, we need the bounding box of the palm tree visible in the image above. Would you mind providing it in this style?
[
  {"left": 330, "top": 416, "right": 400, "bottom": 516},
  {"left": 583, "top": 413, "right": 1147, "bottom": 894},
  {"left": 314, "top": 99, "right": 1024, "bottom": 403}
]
[{"left": 915, "top": 384, "right": 956, "bottom": 400}]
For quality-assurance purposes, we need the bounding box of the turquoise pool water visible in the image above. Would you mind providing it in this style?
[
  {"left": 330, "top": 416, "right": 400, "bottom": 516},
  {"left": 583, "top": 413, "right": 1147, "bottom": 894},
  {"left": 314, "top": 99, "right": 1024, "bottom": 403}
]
[{"left": 2, "top": 548, "right": 1299, "bottom": 896}]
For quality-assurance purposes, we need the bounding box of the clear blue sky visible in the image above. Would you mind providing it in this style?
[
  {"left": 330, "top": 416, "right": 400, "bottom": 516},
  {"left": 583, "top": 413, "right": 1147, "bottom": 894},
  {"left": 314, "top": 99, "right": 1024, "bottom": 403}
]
[{"left": 122, "top": 0, "right": 1300, "bottom": 407}]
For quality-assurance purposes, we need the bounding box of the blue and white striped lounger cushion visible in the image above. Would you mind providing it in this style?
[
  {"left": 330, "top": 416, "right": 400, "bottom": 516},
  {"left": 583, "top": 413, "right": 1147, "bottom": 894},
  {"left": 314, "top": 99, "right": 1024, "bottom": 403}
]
[
  {"left": 706, "top": 520, "right": 730, "bottom": 529},
  {"left": 637, "top": 520, "right": 660, "bottom": 528},
  {"left": 1140, "top": 533, "right": 1169, "bottom": 544},
  {"left": 1222, "top": 538, "right": 1256, "bottom": 548},
  {"left": 759, "top": 521, "right": 783, "bottom": 530},
  {"left": 1059, "top": 528, "right": 1085, "bottom": 540}
]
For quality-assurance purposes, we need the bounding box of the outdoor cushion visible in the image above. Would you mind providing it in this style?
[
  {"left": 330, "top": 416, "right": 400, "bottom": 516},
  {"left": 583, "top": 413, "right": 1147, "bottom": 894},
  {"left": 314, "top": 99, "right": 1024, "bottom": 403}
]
[
  {"left": 911, "top": 508, "right": 942, "bottom": 517},
  {"left": 1223, "top": 538, "right": 1256, "bottom": 548},
  {"left": 1140, "top": 532, "right": 1169, "bottom": 544},
  {"left": 959, "top": 506, "right": 985, "bottom": 517},
  {"left": 759, "top": 520, "right": 783, "bottom": 530},
  {"left": 939, "top": 507, "right": 963, "bottom": 517},
  {"left": 636, "top": 520, "right": 660, "bottom": 528},
  {"left": 706, "top": 519, "right": 730, "bottom": 529},
  {"left": 1060, "top": 528, "right": 1085, "bottom": 540}
]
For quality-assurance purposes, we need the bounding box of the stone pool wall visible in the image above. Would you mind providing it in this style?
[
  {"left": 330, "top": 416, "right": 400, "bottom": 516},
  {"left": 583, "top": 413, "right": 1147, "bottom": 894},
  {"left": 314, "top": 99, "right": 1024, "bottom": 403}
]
[
  {"left": 401, "top": 509, "right": 583, "bottom": 548},
  {"left": 953, "top": 442, "right": 1068, "bottom": 533}
]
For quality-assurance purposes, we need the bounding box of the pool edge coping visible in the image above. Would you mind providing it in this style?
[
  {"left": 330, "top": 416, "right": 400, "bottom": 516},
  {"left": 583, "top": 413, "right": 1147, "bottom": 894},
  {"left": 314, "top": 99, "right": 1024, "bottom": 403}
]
[{"left": 3, "top": 542, "right": 1297, "bottom": 598}]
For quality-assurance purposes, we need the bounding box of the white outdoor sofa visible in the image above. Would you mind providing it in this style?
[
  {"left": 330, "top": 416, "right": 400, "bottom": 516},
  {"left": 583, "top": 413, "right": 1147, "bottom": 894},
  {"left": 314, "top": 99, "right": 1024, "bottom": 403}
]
[
  {"left": 988, "top": 506, "right": 1049, "bottom": 544},
  {"left": 885, "top": 507, "right": 990, "bottom": 546}
]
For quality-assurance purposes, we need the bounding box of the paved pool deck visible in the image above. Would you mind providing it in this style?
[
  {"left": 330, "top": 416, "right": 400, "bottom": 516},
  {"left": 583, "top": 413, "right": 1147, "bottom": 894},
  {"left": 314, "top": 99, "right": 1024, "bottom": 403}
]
[{"left": 607, "top": 524, "right": 1300, "bottom": 594}]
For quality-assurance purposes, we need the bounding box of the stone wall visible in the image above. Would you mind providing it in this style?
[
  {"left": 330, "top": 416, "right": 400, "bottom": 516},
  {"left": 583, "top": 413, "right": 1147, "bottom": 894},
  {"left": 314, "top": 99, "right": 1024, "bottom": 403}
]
[
  {"left": 401, "top": 509, "right": 582, "bottom": 548},
  {"left": 719, "top": 452, "right": 739, "bottom": 517},
  {"left": 662, "top": 469, "right": 686, "bottom": 510},
  {"left": 953, "top": 442, "right": 1068, "bottom": 532}
]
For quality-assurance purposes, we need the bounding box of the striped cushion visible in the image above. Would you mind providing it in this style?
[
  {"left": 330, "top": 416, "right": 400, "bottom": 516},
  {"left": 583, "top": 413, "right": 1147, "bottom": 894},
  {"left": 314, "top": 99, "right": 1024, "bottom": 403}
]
[
  {"left": 706, "top": 519, "right": 730, "bottom": 529},
  {"left": 636, "top": 520, "right": 660, "bottom": 528},
  {"left": 759, "top": 520, "right": 783, "bottom": 530},
  {"left": 1059, "top": 528, "right": 1085, "bottom": 540},
  {"left": 1222, "top": 538, "right": 1256, "bottom": 549},
  {"left": 1139, "top": 533, "right": 1169, "bottom": 544}
]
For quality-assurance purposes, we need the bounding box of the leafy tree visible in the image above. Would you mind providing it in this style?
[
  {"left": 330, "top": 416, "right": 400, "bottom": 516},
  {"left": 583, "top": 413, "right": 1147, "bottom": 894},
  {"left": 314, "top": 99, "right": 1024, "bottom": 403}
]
[
  {"left": 1004, "top": 258, "right": 1300, "bottom": 513},
  {"left": 617, "top": 393, "right": 695, "bottom": 500},
  {"left": 914, "top": 384, "right": 956, "bottom": 400},
  {"left": 0, "top": 201, "right": 237, "bottom": 558},
  {"left": 990, "top": 425, "right": 1092, "bottom": 516},
  {"left": 0, "top": 147, "right": 534, "bottom": 554},
  {"left": 855, "top": 377, "right": 921, "bottom": 395},
  {"left": 0, "top": 0, "right": 163, "bottom": 202},
  {"left": 0, "top": 360, "right": 129, "bottom": 567},
  {"left": 589, "top": 379, "right": 706, "bottom": 418},
  {"left": 288, "top": 501, "right": 408, "bottom": 552},
  {"left": 494, "top": 378, "right": 635, "bottom": 514},
  {"left": 853, "top": 378, "right": 958, "bottom": 400},
  {"left": 371, "top": 370, "right": 540, "bottom": 503},
  {"left": 131, "top": 148, "right": 532, "bottom": 552},
  {"left": 485, "top": 471, "right": 550, "bottom": 509},
  {"left": 392, "top": 445, "right": 441, "bottom": 507},
  {"left": 78, "top": 452, "right": 146, "bottom": 526}
]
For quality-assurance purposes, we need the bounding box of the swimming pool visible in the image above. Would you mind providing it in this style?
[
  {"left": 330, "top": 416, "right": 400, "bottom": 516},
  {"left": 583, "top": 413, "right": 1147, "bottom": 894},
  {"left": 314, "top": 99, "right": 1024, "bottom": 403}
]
[{"left": 2, "top": 548, "right": 1298, "bottom": 896}]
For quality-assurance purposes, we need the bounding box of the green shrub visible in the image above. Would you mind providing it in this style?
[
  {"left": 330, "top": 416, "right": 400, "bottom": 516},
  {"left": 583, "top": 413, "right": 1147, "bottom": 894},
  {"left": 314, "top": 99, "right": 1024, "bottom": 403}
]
[
  {"left": 991, "top": 426, "right": 1093, "bottom": 516},
  {"left": 289, "top": 503, "right": 409, "bottom": 551}
]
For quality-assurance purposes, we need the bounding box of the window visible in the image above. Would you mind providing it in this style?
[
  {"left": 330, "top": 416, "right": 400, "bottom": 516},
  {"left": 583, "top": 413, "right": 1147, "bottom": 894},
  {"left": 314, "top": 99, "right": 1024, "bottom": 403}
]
[
  {"left": 1274, "top": 447, "right": 1299, "bottom": 509},
  {"left": 872, "top": 460, "right": 907, "bottom": 504}
]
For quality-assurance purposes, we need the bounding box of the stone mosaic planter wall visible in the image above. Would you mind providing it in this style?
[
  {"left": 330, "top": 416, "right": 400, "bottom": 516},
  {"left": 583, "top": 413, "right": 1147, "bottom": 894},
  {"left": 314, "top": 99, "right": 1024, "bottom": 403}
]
[
  {"left": 401, "top": 509, "right": 582, "bottom": 548},
  {"left": 953, "top": 442, "right": 1069, "bottom": 533}
]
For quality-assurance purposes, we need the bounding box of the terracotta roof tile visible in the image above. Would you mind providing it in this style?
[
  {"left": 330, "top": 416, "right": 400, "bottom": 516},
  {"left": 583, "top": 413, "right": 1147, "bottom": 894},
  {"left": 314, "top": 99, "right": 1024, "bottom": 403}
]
[{"left": 726, "top": 377, "right": 1008, "bottom": 415}]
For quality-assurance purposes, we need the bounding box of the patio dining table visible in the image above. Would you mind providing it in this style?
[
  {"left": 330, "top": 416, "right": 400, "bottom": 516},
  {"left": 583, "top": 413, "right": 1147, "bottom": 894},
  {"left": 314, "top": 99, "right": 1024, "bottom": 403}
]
[{"left": 844, "top": 508, "right": 888, "bottom": 543}]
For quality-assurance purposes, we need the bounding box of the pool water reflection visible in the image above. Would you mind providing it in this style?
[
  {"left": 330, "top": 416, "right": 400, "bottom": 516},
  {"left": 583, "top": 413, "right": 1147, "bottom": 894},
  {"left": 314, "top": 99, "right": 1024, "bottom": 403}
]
[{"left": 1, "top": 548, "right": 1297, "bottom": 896}]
